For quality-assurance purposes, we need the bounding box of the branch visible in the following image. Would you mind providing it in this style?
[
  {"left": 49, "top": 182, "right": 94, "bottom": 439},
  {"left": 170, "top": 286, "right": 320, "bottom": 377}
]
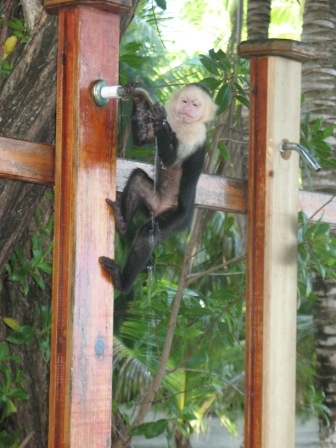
[
  {"left": 21, "top": 0, "right": 43, "bottom": 31},
  {"left": 308, "top": 194, "right": 336, "bottom": 222},
  {"left": 185, "top": 254, "right": 246, "bottom": 287}
]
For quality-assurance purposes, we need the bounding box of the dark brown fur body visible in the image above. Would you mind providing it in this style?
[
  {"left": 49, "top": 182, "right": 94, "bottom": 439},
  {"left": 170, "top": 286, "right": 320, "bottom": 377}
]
[{"left": 100, "top": 83, "right": 216, "bottom": 293}]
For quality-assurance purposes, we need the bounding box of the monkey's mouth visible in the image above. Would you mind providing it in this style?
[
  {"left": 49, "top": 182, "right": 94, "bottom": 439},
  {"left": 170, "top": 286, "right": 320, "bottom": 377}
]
[{"left": 178, "top": 112, "right": 194, "bottom": 121}]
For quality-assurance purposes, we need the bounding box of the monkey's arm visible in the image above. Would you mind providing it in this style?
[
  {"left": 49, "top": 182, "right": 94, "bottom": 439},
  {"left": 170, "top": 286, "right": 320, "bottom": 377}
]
[
  {"left": 178, "top": 145, "right": 206, "bottom": 210},
  {"left": 130, "top": 96, "right": 156, "bottom": 146},
  {"left": 155, "top": 120, "right": 179, "bottom": 167},
  {"left": 124, "top": 82, "right": 158, "bottom": 146},
  {"left": 124, "top": 83, "right": 179, "bottom": 165},
  {"left": 131, "top": 100, "right": 179, "bottom": 166}
]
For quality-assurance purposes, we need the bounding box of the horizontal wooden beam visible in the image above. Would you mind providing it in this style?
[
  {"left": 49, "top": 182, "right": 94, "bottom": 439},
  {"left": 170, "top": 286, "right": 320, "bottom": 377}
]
[
  {"left": 115, "top": 159, "right": 247, "bottom": 214},
  {"left": 0, "top": 137, "right": 54, "bottom": 185},
  {"left": 0, "top": 136, "right": 335, "bottom": 222},
  {"left": 0, "top": 136, "right": 247, "bottom": 214}
]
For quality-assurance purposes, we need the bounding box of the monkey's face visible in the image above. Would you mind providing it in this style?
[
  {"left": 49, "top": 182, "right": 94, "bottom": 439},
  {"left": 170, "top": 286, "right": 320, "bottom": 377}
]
[{"left": 176, "top": 90, "right": 205, "bottom": 123}]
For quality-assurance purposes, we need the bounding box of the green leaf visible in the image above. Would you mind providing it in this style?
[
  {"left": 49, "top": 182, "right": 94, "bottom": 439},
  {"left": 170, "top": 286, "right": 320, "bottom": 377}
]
[
  {"left": 209, "top": 48, "right": 231, "bottom": 72},
  {"left": 0, "top": 344, "right": 9, "bottom": 362},
  {"left": 32, "top": 272, "right": 46, "bottom": 291},
  {"left": 217, "top": 142, "right": 229, "bottom": 161},
  {"left": 224, "top": 216, "right": 235, "bottom": 232},
  {"left": 155, "top": 0, "right": 166, "bottom": 9},
  {"left": 322, "top": 124, "right": 334, "bottom": 138},
  {"left": 6, "top": 326, "right": 34, "bottom": 346},
  {"left": 7, "top": 399, "right": 17, "bottom": 415},
  {"left": 8, "top": 389, "right": 28, "bottom": 400},
  {"left": 199, "top": 55, "right": 220, "bottom": 76},
  {"left": 129, "top": 419, "right": 168, "bottom": 438},
  {"left": 13, "top": 246, "right": 25, "bottom": 265},
  {"left": 44, "top": 190, "right": 54, "bottom": 200},
  {"left": 174, "top": 326, "right": 203, "bottom": 339},
  {"left": 179, "top": 404, "right": 197, "bottom": 421},
  {"left": 200, "top": 77, "right": 221, "bottom": 91},
  {"left": 0, "top": 364, "right": 12, "bottom": 390},
  {"left": 3, "top": 318, "right": 20, "bottom": 332},
  {"left": 236, "top": 94, "right": 249, "bottom": 108},
  {"left": 38, "top": 261, "right": 53, "bottom": 275},
  {"left": 7, "top": 18, "right": 25, "bottom": 32},
  {"left": 216, "top": 83, "right": 232, "bottom": 114},
  {"left": 10, "top": 267, "right": 28, "bottom": 283},
  {"left": 32, "top": 236, "right": 41, "bottom": 254}
]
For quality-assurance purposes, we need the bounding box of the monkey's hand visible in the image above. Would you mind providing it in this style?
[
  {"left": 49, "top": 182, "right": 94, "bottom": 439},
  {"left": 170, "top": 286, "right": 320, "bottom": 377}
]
[
  {"left": 123, "top": 82, "right": 142, "bottom": 97},
  {"left": 106, "top": 198, "right": 127, "bottom": 236},
  {"left": 150, "top": 103, "right": 168, "bottom": 132},
  {"left": 99, "top": 256, "right": 123, "bottom": 292}
]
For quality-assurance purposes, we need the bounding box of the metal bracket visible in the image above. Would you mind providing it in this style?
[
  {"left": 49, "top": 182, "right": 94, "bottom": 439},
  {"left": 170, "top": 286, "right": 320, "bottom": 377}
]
[
  {"left": 92, "top": 80, "right": 156, "bottom": 107},
  {"left": 92, "top": 80, "right": 123, "bottom": 107},
  {"left": 280, "top": 139, "right": 321, "bottom": 172}
]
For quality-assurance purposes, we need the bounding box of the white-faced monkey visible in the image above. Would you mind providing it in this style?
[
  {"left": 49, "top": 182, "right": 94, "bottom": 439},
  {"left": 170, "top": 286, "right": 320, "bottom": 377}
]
[{"left": 99, "top": 83, "right": 217, "bottom": 293}]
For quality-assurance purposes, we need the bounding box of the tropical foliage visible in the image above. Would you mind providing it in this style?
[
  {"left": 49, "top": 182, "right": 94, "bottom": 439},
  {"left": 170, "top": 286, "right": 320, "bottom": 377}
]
[{"left": 110, "top": 1, "right": 336, "bottom": 446}]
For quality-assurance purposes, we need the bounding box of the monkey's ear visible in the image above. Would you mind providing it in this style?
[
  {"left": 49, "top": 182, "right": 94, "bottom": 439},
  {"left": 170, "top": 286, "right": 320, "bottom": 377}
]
[
  {"left": 203, "top": 97, "right": 218, "bottom": 123},
  {"left": 166, "top": 89, "right": 181, "bottom": 108}
]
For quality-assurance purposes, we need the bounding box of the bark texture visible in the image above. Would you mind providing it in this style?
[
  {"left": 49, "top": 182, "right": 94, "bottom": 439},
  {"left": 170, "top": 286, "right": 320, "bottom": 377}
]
[
  {"left": 301, "top": 0, "right": 336, "bottom": 192},
  {"left": 0, "top": 9, "right": 57, "bottom": 446},
  {"left": 314, "top": 278, "right": 336, "bottom": 446},
  {"left": 0, "top": 11, "right": 57, "bottom": 273},
  {"left": 301, "top": 0, "right": 336, "bottom": 445},
  {"left": 247, "top": 0, "right": 271, "bottom": 40}
]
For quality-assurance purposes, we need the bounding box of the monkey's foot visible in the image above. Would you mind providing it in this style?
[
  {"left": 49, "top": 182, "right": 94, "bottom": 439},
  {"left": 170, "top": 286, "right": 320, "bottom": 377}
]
[
  {"left": 106, "top": 198, "right": 127, "bottom": 236},
  {"left": 99, "top": 256, "right": 124, "bottom": 292}
]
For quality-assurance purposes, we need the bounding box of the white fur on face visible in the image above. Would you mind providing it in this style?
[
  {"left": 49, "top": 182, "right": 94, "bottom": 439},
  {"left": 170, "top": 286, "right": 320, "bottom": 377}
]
[
  {"left": 164, "top": 85, "right": 217, "bottom": 159},
  {"left": 176, "top": 87, "right": 206, "bottom": 123}
]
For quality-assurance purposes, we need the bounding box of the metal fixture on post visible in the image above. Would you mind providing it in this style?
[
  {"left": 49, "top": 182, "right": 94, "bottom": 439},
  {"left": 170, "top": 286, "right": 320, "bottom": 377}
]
[
  {"left": 92, "top": 80, "right": 156, "bottom": 107},
  {"left": 281, "top": 139, "right": 321, "bottom": 171}
]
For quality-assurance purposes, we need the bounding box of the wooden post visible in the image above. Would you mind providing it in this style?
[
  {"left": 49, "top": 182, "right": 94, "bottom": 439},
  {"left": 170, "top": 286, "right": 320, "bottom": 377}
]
[
  {"left": 239, "top": 40, "right": 313, "bottom": 448},
  {"left": 43, "top": 1, "right": 130, "bottom": 446}
]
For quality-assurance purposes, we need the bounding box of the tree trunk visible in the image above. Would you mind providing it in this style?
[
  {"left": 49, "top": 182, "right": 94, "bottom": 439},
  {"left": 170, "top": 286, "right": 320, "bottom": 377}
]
[
  {"left": 175, "top": 429, "right": 192, "bottom": 448},
  {"left": 0, "top": 10, "right": 57, "bottom": 272},
  {"left": 246, "top": 0, "right": 271, "bottom": 40},
  {"left": 314, "top": 277, "right": 336, "bottom": 446},
  {"left": 0, "top": 11, "right": 57, "bottom": 446},
  {"left": 301, "top": 0, "right": 336, "bottom": 445}
]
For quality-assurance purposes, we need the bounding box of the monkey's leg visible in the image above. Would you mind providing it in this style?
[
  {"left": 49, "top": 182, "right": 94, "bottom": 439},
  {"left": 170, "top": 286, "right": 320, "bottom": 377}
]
[
  {"left": 120, "top": 205, "right": 193, "bottom": 292},
  {"left": 101, "top": 207, "right": 191, "bottom": 294},
  {"left": 105, "top": 168, "right": 155, "bottom": 236},
  {"left": 120, "top": 168, "right": 156, "bottom": 225},
  {"left": 117, "top": 221, "right": 162, "bottom": 293},
  {"left": 99, "top": 256, "right": 124, "bottom": 292},
  {"left": 106, "top": 198, "right": 127, "bottom": 236},
  {"left": 99, "top": 220, "right": 161, "bottom": 294}
]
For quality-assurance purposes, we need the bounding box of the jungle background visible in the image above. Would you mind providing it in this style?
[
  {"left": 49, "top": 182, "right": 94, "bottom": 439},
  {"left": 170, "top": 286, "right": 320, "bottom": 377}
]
[{"left": 0, "top": 0, "right": 336, "bottom": 447}]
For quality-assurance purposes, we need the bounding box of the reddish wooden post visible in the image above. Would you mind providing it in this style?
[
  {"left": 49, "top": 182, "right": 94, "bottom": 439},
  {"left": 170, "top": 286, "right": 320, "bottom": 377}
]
[
  {"left": 43, "top": 1, "right": 130, "bottom": 446},
  {"left": 239, "top": 40, "right": 313, "bottom": 448}
]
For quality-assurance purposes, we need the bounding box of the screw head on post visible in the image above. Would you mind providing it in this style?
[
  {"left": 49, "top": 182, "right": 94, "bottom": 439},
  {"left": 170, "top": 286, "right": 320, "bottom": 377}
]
[{"left": 92, "top": 79, "right": 109, "bottom": 107}]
